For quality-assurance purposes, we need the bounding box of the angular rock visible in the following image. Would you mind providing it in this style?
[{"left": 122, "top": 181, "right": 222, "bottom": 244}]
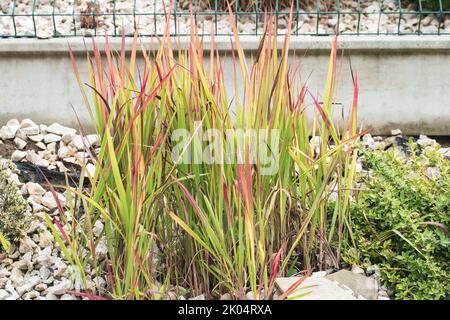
[
  {"left": 24, "top": 290, "right": 40, "bottom": 300},
  {"left": 20, "top": 119, "right": 40, "bottom": 136},
  {"left": 40, "top": 191, "right": 66, "bottom": 210},
  {"left": 11, "top": 150, "right": 27, "bottom": 162},
  {"left": 85, "top": 163, "right": 96, "bottom": 178},
  {"left": 60, "top": 294, "right": 79, "bottom": 300},
  {"left": 45, "top": 292, "right": 59, "bottom": 300},
  {"left": 10, "top": 268, "right": 24, "bottom": 287},
  {"left": 61, "top": 133, "right": 76, "bottom": 145},
  {"left": 0, "top": 289, "right": 10, "bottom": 300},
  {"left": 72, "top": 134, "right": 100, "bottom": 150},
  {"left": 48, "top": 279, "right": 72, "bottom": 295},
  {"left": 0, "top": 126, "right": 16, "bottom": 140},
  {"left": 28, "top": 134, "right": 44, "bottom": 143},
  {"left": 351, "top": 265, "right": 365, "bottom": 275},
  {"left": 275, "top": 276, "right": 361, "bottom": 300},
  {"left": 46, "top": 123, "right": 77, "bottom": 136},
  {"left": 38, "top": 230, "right": 54, "bottom": 248},
  {"left": 26, "top": 151, "right": 50, "bottom": 167},
  {"left": 19, "top": 237, "right": 38, "bottom": 254},
  {"left": 14, "top": 137, "right": 27, "bottom": 149},
  {"left": 326, "top": 270, "right": 378, "bottom": 300},
  {"left": 57, "top": 146, "right": 73, "bottom": 159},
  {"left": 26, "top": 182, "right": 46, "bottom": 196},
  {"left": 43, "top": 133, "right": 62, "bottom": 144}
]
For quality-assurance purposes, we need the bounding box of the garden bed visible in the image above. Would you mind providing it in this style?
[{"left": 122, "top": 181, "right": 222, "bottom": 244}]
[
  {"left": 0, "top": 12, "right": 449, "bottom": 300},
  {"left": 1, "top": 118, "right": 448, "bottom": 300}
]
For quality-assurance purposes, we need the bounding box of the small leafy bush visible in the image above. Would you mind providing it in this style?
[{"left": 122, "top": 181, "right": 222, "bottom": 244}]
[
  {"left": 0, "top": 157, "right": 29, "bottom": 248},
  {"left": 418, "top": 0, "right": 450, "bottom": 10},
  {"left": 345, "top": 142, "right": 450, "bottom": 300}
]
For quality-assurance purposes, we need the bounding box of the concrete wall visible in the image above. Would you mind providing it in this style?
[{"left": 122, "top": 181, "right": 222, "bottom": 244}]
[{"left": 0, "top": 36, "right": 449, "bottom": 135}]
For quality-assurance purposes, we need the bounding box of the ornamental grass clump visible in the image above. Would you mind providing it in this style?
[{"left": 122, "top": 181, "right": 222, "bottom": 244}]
[
  {"left": 53, "top": 7, "right": 365, "bottom": 300},
  {"left": 0, "top": 157, "right": 29, "bottom": 249}
]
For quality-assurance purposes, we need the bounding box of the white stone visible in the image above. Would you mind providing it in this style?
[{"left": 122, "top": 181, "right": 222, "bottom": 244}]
[
  {"left": 61, "top": 133, "right": 76, "bottom": 145},
  {"left": 26, "top": 182, "right": 46, "bottom": 195},
  {"left": 48, "top": 279, "right": 72, "bottom": 295},
  {"left": 351, "top": 265, "right": 365, "bottom": 275},
  {"left": 47, "top": 123, "right": 77, "bottom": 136},
  {"left": 95, "top": 239, "right": 108, "bottom": 260},
  {"left": 26, "top": 150, "right": 49, "bottom": 167},
  {"left": 45, "top": 292, "right": 59, "bottom": 300},
  {"left": 72, "top": 134, "right": 100, "bottom": 150},
  {"left": 85, "top": 163, "right": 96, "bottom": 178},
  {"left": 10, "top": 268, "right": 24, "bottom": 287},
  {"left": 11, "top": 150, "right": 27, "bottom": 161},
  {"left": 390, "top": 129, "right": 402, "bottom": 136},
  {"left": 28, "top": 134, "right": 44, "bottom": 142},
  {"left": 38, "top": 230, "right": 54, "bottom": 248},
  {"left": 6, "top": 119, "right": 20, "bottom": 135},
  {"left": 19, "top": 236, "right": 38, "bottom": 254},
  {"left": 92, "top": 220, "right": 104, "bottom": 238},
  {"left": 0, "top": 289, "right": 10, "bottom": 300},
  {"left": 0, "top": 126, "right": 16, "bottom": 140},
  {"left": 40, "top": 191, "right": 66, "bottom": 210},
  {"left": 275, "top": 276, "right": 362, "bottom": 300},
  {"left": 60, "top": 293, "right": 79, "bottom": 300},
  {"left": 20, "top": 119, "right": 40, "bottom": 136},
  {"left": 57, "top": 146, "right": 73, "bottom": 159},
  {"left": 44, "top": 133, "right": 62, "bottom": 144}
]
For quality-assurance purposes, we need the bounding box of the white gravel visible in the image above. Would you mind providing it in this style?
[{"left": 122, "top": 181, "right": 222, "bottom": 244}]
[
  {"left": 0, "top": 0, "right": 449, "bottom": 38},
  {"left": 0, "top": 119, "right": 104, "bottom": 301}
]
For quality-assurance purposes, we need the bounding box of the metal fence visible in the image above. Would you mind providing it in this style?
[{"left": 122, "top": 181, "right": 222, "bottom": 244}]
[{"left": 0, "top": 1, "right": 449, "bottom": 38}]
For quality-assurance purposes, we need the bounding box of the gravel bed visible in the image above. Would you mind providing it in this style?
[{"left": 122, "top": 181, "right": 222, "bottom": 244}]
[
  {"left": 0, "top": 119, "right": 105, "bottom": 300},
  {"left": 0, "top": 0, "right": 449, "bottom": 38},
  {"left": 0, "top": 118, "right": 449, "bottom": 300}
]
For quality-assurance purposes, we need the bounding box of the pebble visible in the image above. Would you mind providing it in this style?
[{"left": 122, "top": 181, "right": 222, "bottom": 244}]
[
  {"left": 14, "top": 137, "right": 27, "bottom": 149},
  {"left": 38, "top": 230, "right": 54, "bottom": 248},
  {"left": 0, "top": 126, "right": 16, "bottom": 140},
  {"left": 0, "top": 289, "right": 10, "bottom": 300},
  {"left": 416, "top": 135, "right": 436, "bottom": 147},
  {"left": 26, "top": 150, "right": 49, "bottom": 167},
  {"left": 351, "top": 265, "right": 365, "bottom": 275},
  {"left": 60, "top": 293, "right": 79, "bottom": 300},
  {"left": 20, "top": 119, "right": 40, "bottom": 136},
  {"left": 46, "top": 123, "right": 77, "bottom": 136},
  {"left": 43, "top": 134, "right": 62, "bottom": 144},
  {"left": 11, "top": 150, "right": 27, "bottom": 161},
  {"left": 48, "top": 279, "right": 72, "bottom": 295},
  {"left": 28, "top": 134, "right": 44, "bottom": 143},
  {"left": 40, "top": 191, "right": 66, "bottom": 210},
  {"left": 26, "top": 182, "right": 46, "bottom": 196}
]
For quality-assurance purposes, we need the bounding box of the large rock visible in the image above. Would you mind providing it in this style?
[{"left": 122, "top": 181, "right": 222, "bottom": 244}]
[
  {"left": 326, "top": 270, "right": 378, "bottom": 300},
  {"left": 275, "top": 272, "right": 363, "bottom": 300}
]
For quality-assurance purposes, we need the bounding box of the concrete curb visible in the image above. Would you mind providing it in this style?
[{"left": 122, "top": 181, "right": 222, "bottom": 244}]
[{"left": 1, "top": 35, "right": 450, "bottom": 54}]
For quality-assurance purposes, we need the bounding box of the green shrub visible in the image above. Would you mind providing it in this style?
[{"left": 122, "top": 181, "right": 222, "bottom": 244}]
[
  {"left": 418, "top": 0, "right": 450, "bottom": 10},
  {"left": 345, "top": 142, "right": 450, "bottom": 300},
  {"left": 0, "top": 157, "right": 29, "bottom": 247}
]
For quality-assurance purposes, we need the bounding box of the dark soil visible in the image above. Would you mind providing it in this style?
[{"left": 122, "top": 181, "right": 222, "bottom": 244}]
[{"left": 0, "top": 139, "right": 86, "bottom": 189}]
